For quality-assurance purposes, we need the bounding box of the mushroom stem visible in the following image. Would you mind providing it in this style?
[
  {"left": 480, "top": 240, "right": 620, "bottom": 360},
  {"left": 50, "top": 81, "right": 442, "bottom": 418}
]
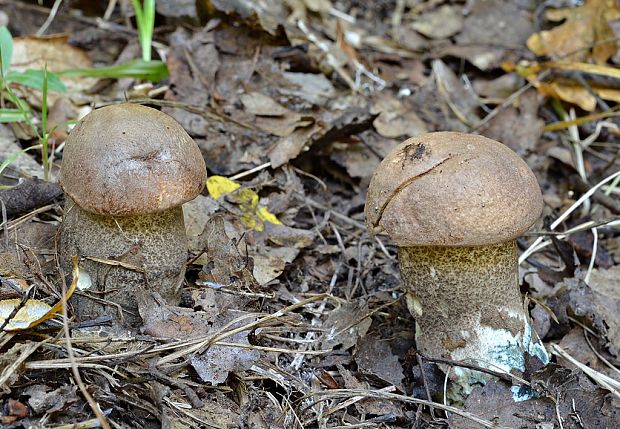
[
  {"left": 60, "top": 198, "right": 188, "bottom": 326},
  {"left": 399, "top": 241, "right": 549, "bottom": 389}
]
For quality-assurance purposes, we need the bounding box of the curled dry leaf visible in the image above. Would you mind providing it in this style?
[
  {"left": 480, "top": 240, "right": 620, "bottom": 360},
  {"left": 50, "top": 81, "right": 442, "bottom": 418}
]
[{"left": 515, "top": 61, "right": 620, "bottom": 111}]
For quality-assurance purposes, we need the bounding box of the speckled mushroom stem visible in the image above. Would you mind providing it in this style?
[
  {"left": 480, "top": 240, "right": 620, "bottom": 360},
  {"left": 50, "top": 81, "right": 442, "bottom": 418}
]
[
  {"left": 398, "top": 241, "right": 548, "bottom": 387},
  {"left": 60, "top": 198, "right": 188, "bottom": 327}
]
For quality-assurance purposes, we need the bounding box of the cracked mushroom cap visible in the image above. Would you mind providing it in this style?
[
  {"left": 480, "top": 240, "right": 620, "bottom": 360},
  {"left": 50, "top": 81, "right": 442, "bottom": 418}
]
[
  {"left": 60, "top": 103, "right": 206, "bottom": 216},
  {"left": 365, "top": 132, "right": 543, "bottom": 246}
]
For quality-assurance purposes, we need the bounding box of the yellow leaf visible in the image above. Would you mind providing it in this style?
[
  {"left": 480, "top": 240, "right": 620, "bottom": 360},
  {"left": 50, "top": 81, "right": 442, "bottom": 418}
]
[
  {"left": 543, "top": 61, "right": 620, "bottom": 80},
  {"left": 257, "top": 207, "right": 282, "bottom": 225},
  {"left": 0, "top": 299, "right": 52, "bottom": 331},
  {"left": 516, "top": 61, "right": 620, "bottom": 110},
  {"left": 206, "top": 176, "right": 281, "bottom": 231},
  {"left": 1, "top": 256, "right": 79, "bottom": 331},
  {"left": 549, "top": 82, "right": 597, "bottom": 111},
  {"left": 206, "top": 176, "right": 241, "bottom": 200}
]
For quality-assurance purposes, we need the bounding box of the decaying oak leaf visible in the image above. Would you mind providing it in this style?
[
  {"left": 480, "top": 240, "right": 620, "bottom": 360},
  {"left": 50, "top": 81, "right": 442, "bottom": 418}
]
[{"left": 527, "top": 0, "right": 620, "bottom": 64}]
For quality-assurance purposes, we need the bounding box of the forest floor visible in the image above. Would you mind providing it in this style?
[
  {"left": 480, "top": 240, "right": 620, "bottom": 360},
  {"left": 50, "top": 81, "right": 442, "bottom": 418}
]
[{"left": 0, "top": 0, "right": 620, "bottom": 428}]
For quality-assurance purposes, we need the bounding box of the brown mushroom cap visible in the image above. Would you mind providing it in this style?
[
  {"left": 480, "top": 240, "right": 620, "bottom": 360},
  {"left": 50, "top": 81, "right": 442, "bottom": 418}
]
[
  {"left": 365, "top": 132, "right": 542, "bottom": 246},
  {"left": 60, "top": 104, "right": 206, "bottom": 216}
]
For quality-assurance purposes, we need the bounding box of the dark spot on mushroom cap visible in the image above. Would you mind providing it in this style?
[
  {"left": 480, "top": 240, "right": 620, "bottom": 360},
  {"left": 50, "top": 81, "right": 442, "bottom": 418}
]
[
  {"left": 399, "top": 143, "right": 428, "bottom": 169},
  {"left": 365, "top": 132, "right": 542, "bottom": 246}
]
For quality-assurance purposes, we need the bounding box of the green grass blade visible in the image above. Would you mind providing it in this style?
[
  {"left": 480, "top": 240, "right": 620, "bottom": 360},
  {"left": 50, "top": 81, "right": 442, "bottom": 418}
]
[
  {"left": 131, "top": 0, "right": 155, "bottom": 62},
  {"left": 5, "top": 69, "right": 67, "bottom": 92},
  {"left": 41, "top": 66, "right": 50, "bottom": 181},
  {"left": 0, "top": 108, "right": 29, "bottom": 123},
  {"left": 58, "top": 59, "right": 168, "bottom": 82},
  {"left": 0, "top": 26, "right": 13, "bottom": 77}
]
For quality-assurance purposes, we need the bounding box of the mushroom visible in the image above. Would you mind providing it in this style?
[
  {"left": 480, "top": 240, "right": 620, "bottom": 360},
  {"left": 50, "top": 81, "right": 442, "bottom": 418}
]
[
  {"left": 365, "top": 132, "right": 548, "bottom": 393},
  {"left": 59, "top": 103, "right": 206, "bottom": 326}
]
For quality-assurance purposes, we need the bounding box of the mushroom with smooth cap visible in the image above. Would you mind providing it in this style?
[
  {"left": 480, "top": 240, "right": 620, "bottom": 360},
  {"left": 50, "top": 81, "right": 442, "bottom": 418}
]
[
  {"left": 365, "top": 132, "right": 549, "bottom": 394},
  {"left": 59, "top": 103, "right": 206, "bottom": 326}
]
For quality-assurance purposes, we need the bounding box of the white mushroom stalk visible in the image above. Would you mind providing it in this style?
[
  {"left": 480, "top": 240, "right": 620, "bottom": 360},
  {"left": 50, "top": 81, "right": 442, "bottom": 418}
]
[{"left": 365, "top": 132, "right": 549, "bottom": 398}]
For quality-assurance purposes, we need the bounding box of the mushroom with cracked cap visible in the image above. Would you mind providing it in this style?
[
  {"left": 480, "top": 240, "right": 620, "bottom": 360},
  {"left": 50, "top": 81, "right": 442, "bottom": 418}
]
[
  {"left": 365, "top": 132, "right": 549, "bottom": 396},
  {"left": 59, "top": 103, "right": 206, "bottom": 327}
]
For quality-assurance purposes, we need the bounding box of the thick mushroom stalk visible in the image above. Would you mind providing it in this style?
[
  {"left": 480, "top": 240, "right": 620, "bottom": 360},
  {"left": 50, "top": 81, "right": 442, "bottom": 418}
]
[
  {"left": 365, "top": 132, "right": 549, "bottom": 395},
  {"left": 59, "top": 104, "right": 206, "bottom": 327},
  {"left": 400, "top": 243, "right": 548, "bottom": 387}
]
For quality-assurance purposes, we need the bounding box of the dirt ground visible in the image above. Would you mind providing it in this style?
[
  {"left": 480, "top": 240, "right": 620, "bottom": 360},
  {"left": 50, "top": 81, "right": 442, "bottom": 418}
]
[{"left": 0, "top": 0, "right": 620, "bottom": 428}]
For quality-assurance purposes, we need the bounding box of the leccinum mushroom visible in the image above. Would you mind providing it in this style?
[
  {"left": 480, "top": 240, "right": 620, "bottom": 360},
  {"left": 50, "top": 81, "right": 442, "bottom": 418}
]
[
  {"left": 365, "top": 132, "right": 548, "bottom": 394},
  {"left": 59, "top": 104, "right": 206, "bottom": 326}
]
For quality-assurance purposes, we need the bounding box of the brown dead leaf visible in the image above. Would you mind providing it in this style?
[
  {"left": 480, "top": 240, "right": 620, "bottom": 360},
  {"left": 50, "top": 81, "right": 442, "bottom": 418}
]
[
  {"left": 330, "top": 133, "right": 398, "bottom": 179},
  {"left": 268, "top": 123, "right": 324, "bottom": 168},
  {"left": 337, "top": 364, "right": 404, "bottom": 417},
  {"left": 371, "top": 96, "right": 427, "bottom": 139},
  {"left": 254, "top": 115, "right": 314, "bottom": 138},
  {"left": 412, "top": 5, "right": 463, "bottom": 39},
  {"left": 190, "top": 310, "right": 260, "bottom": 384},
  {"left": 515, "top": 60, "right": 620, "bottom": 111},
  {"left": 557, "top": 328, "right": 620, "bottom": 380},
  {"left": 587, "top": 265, "right": 620, "bottom": 357},
  {"left": 447, "top": 0, "right": 534, "bottom": 70},
  {"left": 137, "top": 289, "right": 210, "bottom": 338},
  {"left": 240, "top": 92, "right": 290, "bottom": 116},
  {"left": 11, "top": 34, "right": 96, "bottom": 105},
  {"left": 354, "top": 334, "right": 405, "bottom": 390},
  {"left": 473, "top": 73, "right": 524, "bottom": 101},
  {"left": 251, "top": 247, "right": 299, "bottom": 285},
  {"left": 320, "top": 300, "right": 372, "bottom": 350},
  {"left": 24, "top": 384, "right": 79, "bottom": 414},
  {"left": 450, "top": 371, "right": 620, "bottom": 428},
  {"left": 261, "top": 222, "right": 315, "bottom": 249},
  {"left": 279, "top": 72, "right": 336, "bottom": 107},
  {"left": 199, "top": 215, "right": 256, "bottom": 289},
  {"left": 527, "top": 0, "right": 620, "bottom": 64},
  {"left": 0, "top": 398, "right": 28, "bottom": 425},
  {"left": 156, "top": 0, "right": 200, "bottom": 23},
  {"left": 432, "top": 59, "right": 480, "bottom": 126},
  {"left": 183, "top": 194, "right": 219, "bottom": 254},
  {"left": 210, "top": 0, "right": 288, "bottom": 35},
  {"left": 479, "top": 89, "right": 544, "bottom": 154}
]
